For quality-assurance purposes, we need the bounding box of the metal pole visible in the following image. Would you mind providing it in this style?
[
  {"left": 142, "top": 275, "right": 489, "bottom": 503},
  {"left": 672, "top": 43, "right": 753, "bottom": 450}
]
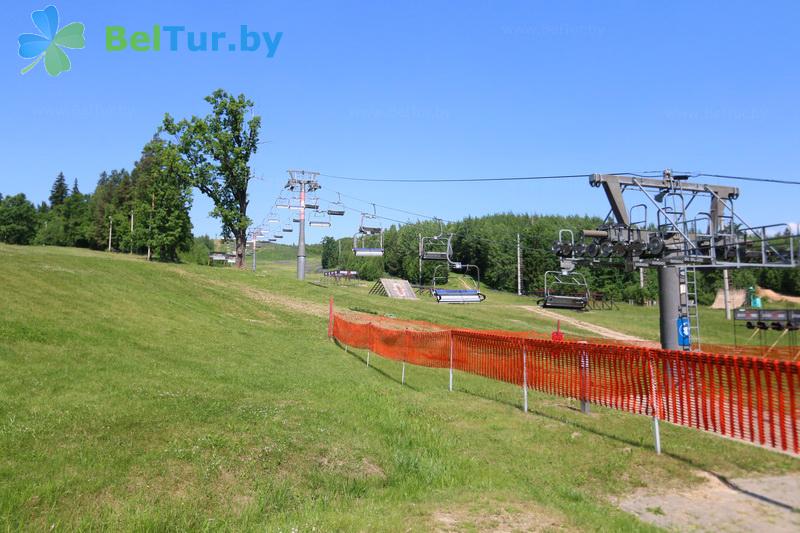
[
  {"left": 659, "top": 262, "right": 683, "bottom": 454},
  {"left": 130, "top": 210, "right": 134, "bottom": 254},
  {"left": 579, "top": 341, "right": 590, "bottom": 414},
  {"left": 328, "top": 297, "right": 334, "bottom": 339},
  {"left": 653, "top": 417, "right": 662, "bottom": 454},
  {"left": 448, "top": 331, "right": 454, "bottom": 392},
  {"left": 107, "top": 216, "right": 112, "bottom": 252},
  {"left": 297, "top": 185, "right": 306, "bottom": 280},
  {"left": 147, "top": 192, "right": 154, "bottom": 261},
  {"left": 647, "top": 355, "right": 662, "bottom": 454},
  {"left": 402, "top": 328, "right": 407, "bottom": 385},
  {"left": 723, "top": 268, "right": 731, "bottom": 320},
  {"left": 366, "top": 323, "right": 371, "bottom": 367},
  {"left": 517, "top": 233, "right": 522, "bottom": 296},
  {"left": 522, "top": 345, "right": 528, "bottom": 413},
  {"left": 419, "top": 233, "right": 423, "bottom": 287},
  {"left": 252, "top": 234, "right": 257, "bottom": 272},
  {"left": 658, "top": 266, "right": 681, "bottom": 350},
  {"left": 639, "top": 267, "right": 645, "bottom": 289}
]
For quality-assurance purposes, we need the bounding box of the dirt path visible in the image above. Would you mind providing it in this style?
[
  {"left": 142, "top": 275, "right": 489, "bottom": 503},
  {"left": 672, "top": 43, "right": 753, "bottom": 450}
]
[
  {"left": 519, "top": 305, "right": 657, "bottom": 346},
  {"left": 619, "top": 471, "right": 800, "bottom": 532},
  {"left": 757, "top": 288, "right": 800, "bottom": 305},
  {"left": 169, "top": 267, "right": 329, "bottom": 318}
]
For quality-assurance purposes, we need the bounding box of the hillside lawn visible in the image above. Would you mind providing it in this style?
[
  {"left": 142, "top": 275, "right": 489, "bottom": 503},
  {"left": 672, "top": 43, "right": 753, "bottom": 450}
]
[{"left": 1, "top": 244, "right": 798, "bottom": 530}]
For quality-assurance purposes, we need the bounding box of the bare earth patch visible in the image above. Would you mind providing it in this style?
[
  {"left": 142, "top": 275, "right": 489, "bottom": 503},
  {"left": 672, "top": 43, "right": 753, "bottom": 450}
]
[
  {"left": 618, "top": 471, "right": 800, "bottom": 532},
  {"left": 520, "top": 305, "right": 658, "bottom": 346},
  {"left": 432, "top": 501, "right": 572, "bottom": 532}
]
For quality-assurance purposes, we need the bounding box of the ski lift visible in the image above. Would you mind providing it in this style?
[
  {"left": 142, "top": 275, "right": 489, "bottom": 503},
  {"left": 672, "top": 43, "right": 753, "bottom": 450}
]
[
  {"left": 327, "top": 193, "right": 346, "bottom": 216},
  {"left": 353, "top": 205, "right": 384, "bottom": 257},
  {"left": 275, "top": 195, "right": 290, "bottom": 209},
  {"left": 304, "top": 195, "right": 320, "bottom": 210},
  {"left": 282, "top": 224, "right": 293, "bottom": 233},
  {"left": 267, "top": 210, "right": 280, "bottom": 224},
  {"left": 538, "top": 271, "right": 589, "bottom": 310},
  {"left": 431, "top": 262, "right": 485, "bottom": 304},
  {"left": 419, "top": 220, "right": 452, "bottom": 261},
  {"left": 309, "top": 210, "right": 332, "bottom": 228},
  {"left": 358, "top": 205, "right": 382, "bottom": 234},
  {"left": 274, "top": 234, "right": 284, "bottom": 240}
]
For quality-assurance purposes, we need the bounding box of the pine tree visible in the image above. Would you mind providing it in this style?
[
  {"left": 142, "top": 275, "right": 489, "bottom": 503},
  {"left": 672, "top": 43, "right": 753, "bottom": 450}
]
[
  {"left": 49, "top": 172, "right": 68, "bottom": 207},
  {"left": 62, "top": 179, "right": 91, "bottom": 248}
]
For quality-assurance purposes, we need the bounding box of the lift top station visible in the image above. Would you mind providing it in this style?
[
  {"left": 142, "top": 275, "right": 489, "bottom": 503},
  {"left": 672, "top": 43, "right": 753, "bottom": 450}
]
[{"left": 553, "top": 170, "right": 797, "bottom": 350}]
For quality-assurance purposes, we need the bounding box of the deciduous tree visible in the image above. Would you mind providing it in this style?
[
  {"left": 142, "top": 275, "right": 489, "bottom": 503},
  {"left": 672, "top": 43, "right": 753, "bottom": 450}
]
[
  {"left": 0, "top": 194, "right": 38, "bottom": 245},
  {"left": 162, "top": 89, "right": 261, "bottom": 267}
]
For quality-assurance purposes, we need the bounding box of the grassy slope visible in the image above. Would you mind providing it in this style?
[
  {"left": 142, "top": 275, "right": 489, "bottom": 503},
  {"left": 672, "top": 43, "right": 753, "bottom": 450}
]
[{"left": 1, "top": 245, "right": 798, "bottom": 531}]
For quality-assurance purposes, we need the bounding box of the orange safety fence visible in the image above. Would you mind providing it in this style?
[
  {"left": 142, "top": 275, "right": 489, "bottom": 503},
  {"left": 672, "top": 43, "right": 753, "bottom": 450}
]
[{"left": 331, "top": 311, "right": 800, "bottom": 455}]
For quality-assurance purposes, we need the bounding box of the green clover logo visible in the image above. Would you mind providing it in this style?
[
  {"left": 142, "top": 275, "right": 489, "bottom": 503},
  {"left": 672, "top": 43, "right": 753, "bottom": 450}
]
[{"left": 18, "top": 5, "right": 85, "bottom": 77}]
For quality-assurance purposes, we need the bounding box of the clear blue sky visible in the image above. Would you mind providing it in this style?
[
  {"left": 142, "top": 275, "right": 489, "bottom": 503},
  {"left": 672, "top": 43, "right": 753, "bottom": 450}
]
[{"left": 2, "top": 0, "right": 799, "bottom": 242}]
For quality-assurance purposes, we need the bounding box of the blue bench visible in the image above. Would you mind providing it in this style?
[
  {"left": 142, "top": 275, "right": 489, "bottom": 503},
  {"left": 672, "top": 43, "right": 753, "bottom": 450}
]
[{"left": 432, "top": 288, "right": 485, "bottom": 304}]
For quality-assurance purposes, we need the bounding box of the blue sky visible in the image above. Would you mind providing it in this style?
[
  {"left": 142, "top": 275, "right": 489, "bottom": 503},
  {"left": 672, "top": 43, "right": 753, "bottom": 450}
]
[{"left": 2, "top": 1, "right": 799, "bottom": 242}]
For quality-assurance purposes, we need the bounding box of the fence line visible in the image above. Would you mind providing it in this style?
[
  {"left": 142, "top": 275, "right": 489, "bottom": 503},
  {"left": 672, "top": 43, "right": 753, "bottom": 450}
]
[{"left": 330, "top": 306, "right": 800, "bottom": 456}]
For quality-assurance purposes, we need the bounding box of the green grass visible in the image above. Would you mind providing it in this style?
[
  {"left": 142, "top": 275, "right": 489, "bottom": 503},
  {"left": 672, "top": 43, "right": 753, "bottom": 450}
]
[
  {"left": 1, "top": 244, "right": 798, "bottom": 530},
  {"left": 254, "top": 243, "right": 322, "bottom": 262}
]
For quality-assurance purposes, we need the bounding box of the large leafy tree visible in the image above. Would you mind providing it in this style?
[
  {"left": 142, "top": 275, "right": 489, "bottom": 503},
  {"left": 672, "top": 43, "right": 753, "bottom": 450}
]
[
  {"left": 321, "top": 236, "right": 338, "bottom": 269},
  {"left": 130, "top": 138, "right": 194, "bottom": 261},
  {"left": 162, "top": 89, "right": 261, "bottom": 268},
  {"left": 0, "top": 194, "right": 38, "bottom": 245}
]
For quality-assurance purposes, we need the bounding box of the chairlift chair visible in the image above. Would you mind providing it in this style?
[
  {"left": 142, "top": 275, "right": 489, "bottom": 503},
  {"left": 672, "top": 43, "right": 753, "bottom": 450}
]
[
  {"left": 309, "top": 210, "right": 332, "bottom": 228},
  {"left": 539, "top": 271, "right": 589, "bottom": 310},
  {"left": 282, "top": 224, "right": 293, "bottom": 233},
  {"left": 327, "top": 193, "right": 346, "bottom": 216},
  {"left": 353, "top": 207, "right": 384, "bottom": 257},
  {"left": 430, "top": 263, "right": 486, "bottom": 304},
  {"left": 419, "top": 227, "right": 453, "bottom": 262}
]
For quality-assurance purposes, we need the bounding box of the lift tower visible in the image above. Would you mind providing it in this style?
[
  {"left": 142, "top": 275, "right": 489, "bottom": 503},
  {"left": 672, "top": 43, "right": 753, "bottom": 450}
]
[
  {"left": 552, "top": 170, "right": 797, "bottom": 350},
  {"left": 284, "top": 170, "right": 321, "bottom": 280}
]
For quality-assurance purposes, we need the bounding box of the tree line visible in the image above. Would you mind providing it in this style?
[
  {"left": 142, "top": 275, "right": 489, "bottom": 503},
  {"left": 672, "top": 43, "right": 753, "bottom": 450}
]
[
  {"left": 0, "top": 138, "right": 195, "bottom": 261},
  {"left": 0, "top": 89, "right": 261, "bottom": 266},
  {"left": 321, "top": 213, "right": 800, "bottom": 302}
]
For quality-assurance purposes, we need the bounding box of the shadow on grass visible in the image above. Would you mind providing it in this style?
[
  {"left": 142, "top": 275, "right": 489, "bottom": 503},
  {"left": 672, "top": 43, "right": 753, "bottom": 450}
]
[
  {"left": 333, "top": 339, "right": 419, "bottom": 391},
  {"left": 332, "top": 338, "right": 799, "bottom": 513},
  {"left": 455, "top": 387, "right": 800, "bottom": 513}
]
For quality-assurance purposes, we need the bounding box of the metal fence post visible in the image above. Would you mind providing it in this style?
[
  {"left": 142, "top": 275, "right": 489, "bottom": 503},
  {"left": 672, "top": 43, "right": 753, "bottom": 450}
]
[
  {"left": 328, "top": 297, "right": 334, "bottom": 339},
  {"left": 647, "top": 352, "right": 662, "bottom": 454},
  {"left": 579, "top": 341, "right": 590, "bottom": 414},
  {"left": 449, "top": 331, "right": 454, "bottom": 392},
  {"left": 402, "top": 328, "right": 407, "bottom": 385},
  {"left": 522, "top": 343, "right": 528, "bottom": 413}
]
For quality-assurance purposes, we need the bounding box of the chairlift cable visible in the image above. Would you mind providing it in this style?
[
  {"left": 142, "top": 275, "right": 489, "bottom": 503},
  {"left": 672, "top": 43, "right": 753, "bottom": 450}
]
[{"left": 319, "top": 173, "right": 591, "bottom": 183}]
